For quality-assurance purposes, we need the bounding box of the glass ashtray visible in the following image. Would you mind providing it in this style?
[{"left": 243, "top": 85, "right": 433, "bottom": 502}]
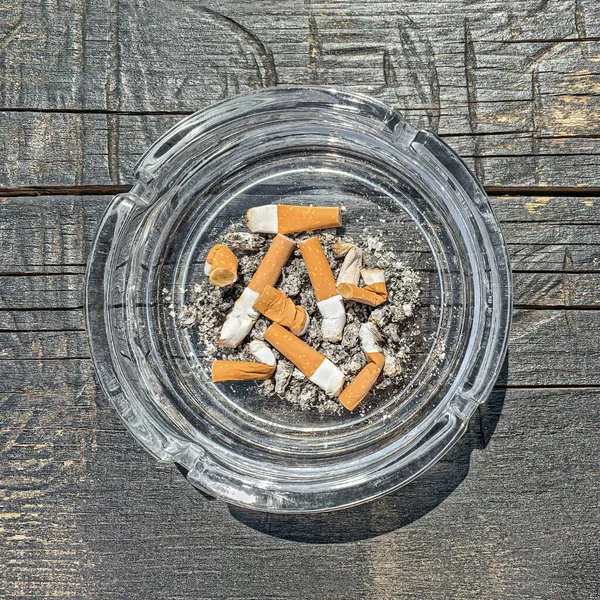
[{"left": 85, "top": 87, "right": 511, "bottom": 513}]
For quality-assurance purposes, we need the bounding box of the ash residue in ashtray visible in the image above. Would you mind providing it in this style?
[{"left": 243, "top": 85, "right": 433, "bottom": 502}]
[{"left": 178, "top": 224, "right": 422, "bottom": 416}]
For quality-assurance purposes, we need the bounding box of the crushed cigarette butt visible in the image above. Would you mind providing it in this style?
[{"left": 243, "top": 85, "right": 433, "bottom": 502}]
[
  {"left": 219, "top": 234, "right": 294, "bottom": 348},
  {"left": 336, "top": 244, "right": 362, "bottom": 286},
  {"left": 212, "top": 360, "right": 276, "bottom": 382},
  {"left": 332, "top": 241, "right": 354, "bottom": 259},
  {"left": 249, "top": 340, "right": 277, "bottom": 366},
  {"left": 253, "top": 285, "right": 309, "bottom": 335},
  {"left": 205, "top": 243, "right": 238, "bottom": 287},
  {"left": 338, "top": 268, "right": 387, "bottom": 307}
]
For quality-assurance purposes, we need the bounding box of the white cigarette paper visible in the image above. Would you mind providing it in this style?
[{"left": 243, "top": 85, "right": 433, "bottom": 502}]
[
  {"left": 359, "top": 322, "right": 383, "bottom": 354},
  {"left": 308, "top": 358, "right": 346, "bottom": 397},
  {"left": 246, "top": 205, "right": 278, "bottom": 234},
  {"left": 317, "top": 295, "right": 346, "bottom": 343},
  {"left": 336, "top": 245, "right": 362, "bottom": 286},
  {"left": 361, "top": 268, "right": 385, "bottom": 285},
  {"left": 249, "top": 340, "right": 277, "bottom": 366},
  {"left": 218, "top": 288, "right": 259, "bottom": 348}
]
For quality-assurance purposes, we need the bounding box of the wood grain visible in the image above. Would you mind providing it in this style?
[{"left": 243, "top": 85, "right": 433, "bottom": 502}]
[
  {"left": 1, "top": 1, "right": 600, "bottom": 188},
  {"left": 0, "top": 194, "right": 598, "bottom": 599},
  {"left": 1, "top": 0, "right": 599, "bottom": 597},
  {"left": 1, "top": 387, "right": 598, "bottom": 599}
]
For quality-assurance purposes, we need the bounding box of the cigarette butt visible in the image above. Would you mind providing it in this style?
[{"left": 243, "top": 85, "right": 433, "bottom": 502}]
[
  {"left": 246, "top": 205, "right": 341, "bottom": 234},
  {"left": 336, "top": 244, "right": 362, "bottom": 286},
  {"left": 264, "top": 323, "right": 345, "bottom": 397},
  {"left": 337, "top": 282, "right": 387, "bottom": 307},
  {"left": 211, "top": 360, "right": 275, "bottom": 382},
  {"left": 365, "top": 351, "right": 385, "bottom": 370},
  {"left": 299, "top": 236, "right": 346, "bottom": 342},
  {"left": 299, "top": 237, "right": 337, "bottom": 301},
  {"left": 218, "top": 287, "right": 260, "bottom": 348},
  {"left": 219, "top": 235, "right": 294, "bottom": 348},
  {"left": 249, "top": 340, "right": 277, "bottom": 366},
  {"left": 339, "top": 321, "right": 386, "bottom": 409},
  {"left": 361, "top": 268, "right": 385, "bottom": 286},
  {"left": 332, "top": 241, "right": 354, "bottom": 258},
  {"left": 248, "top": 234, "right": 295, "bottom": 293},
  {"left": 337, "top": 269, "right": 387, "bottom": 307},
  {"left": 339, "top": 359, "right": 383, "bottom": 411},
  {"left": 205, "top": 244, "right": 238, "bottom": 287},
  {"left": 318, "top": 294, "right": 346, "bottom": 343},
  {"left": 359, "top": 322, "right": 383, "bottom": 354},
  {"left": 253, "top": 285, "right": 309, "bottom": 335}
]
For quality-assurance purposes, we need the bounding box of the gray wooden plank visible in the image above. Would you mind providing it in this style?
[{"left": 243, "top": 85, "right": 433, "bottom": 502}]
[
  {"left": 513, "top": 272, "right": 600, "bottom": 307},
  {"left": 0, "top": 360, "right": 92, "bottom": 394},
  {"left": 0, "top": 275, "right": 82, "bottom": 310},
  {"left": 0, "top": 308, "right": 599, "bottom": 387},
  {"left": 0, "top": 0, "right": 109, "bottom": 110},
  {"left": 492, "top": 195, "right": 600, "bottom": 223},
  {"left": 0, "top": 331, "right": 88, "bottom": 359},
  {"left": 0, "top": 195, "right": 107, "bottom": 271},
  {"left": 508, "top": 308, "right": 600, "bottom": 385},
  {"left": 0, "top": 309, "right": 84, "bottom": 332},
  {"left": 0, "top": 112, "right": 110, "bottom": 187},
  {"left": 1, "top": 195, "right": 600, "bottom": 275},
  {"left": 1, "top": 1, "right": 600, "bottom": 188},
  {"left": 1, "top": 387, "right": 598, "bottom": 599}
]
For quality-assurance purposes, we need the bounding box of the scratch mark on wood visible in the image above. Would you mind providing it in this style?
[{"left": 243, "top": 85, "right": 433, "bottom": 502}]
[
  {"left": 76, "top": 114, "right": 85, "bottom": 186},
  {"left": 306, "top": 0, "right": 322, "bottom": 83},
  {"left": 574, "top": 0, "right": 589, "bottom": 58},
  {"left": 1, "top": 408, "right": 34, "bottom": 454},
  {"left": 328, "top": 46, "right": 382, "bottom": 57},
  {"left": 201, "top": 8, "right": 278, "bottom": 88},
  {"left": 382, "top": 49, "right": 396, "bottom": 88},
  {"left": 0, "top": 12, "right": 24, "bottom": 52},
  {"left": 531, "top": 68, "right": 542, "bottom": 185},
  {"left": 562, "top": 247, "right": 576, "bottom": 332},
  {"left": 523, "top": 41, "right": 561, "bottom": 72},
  {"left": 106, "top": 0, "right": 120, "bottom": 182},
  {"left": 464, "top": 20, "right": 484, "bottom": 181},
  {"left": 396, "top": 14, "right": 441, "bottom": 132},
  {"left": 78, "top": 0, "right": 88, "bottom": 109}
]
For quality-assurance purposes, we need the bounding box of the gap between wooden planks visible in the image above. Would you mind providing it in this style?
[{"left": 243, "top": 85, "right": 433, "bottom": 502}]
[{"left": 2, "top": 185, "right": 600, "bottom": 197}]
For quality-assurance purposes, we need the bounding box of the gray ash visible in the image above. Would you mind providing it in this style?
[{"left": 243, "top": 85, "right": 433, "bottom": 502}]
[{"left": 177, "top": 224, "right": 423, "bottom": 415}]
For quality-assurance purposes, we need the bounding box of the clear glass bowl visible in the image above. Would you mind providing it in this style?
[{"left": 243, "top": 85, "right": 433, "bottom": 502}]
[{"left": 85, "top": 87, "right": 511, "bottom": 513}]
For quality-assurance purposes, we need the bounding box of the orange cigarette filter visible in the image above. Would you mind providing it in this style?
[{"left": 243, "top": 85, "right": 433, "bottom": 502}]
[
  {"left": 246, "top": 204, "right": 341, "bottom": 234},
  {"left": 247, "top": 234, "right": 295, "bottom": 294},
  {"left": 338, "top": 351, "right": 385, "bottom": 411},
  {"left": 337, "top": 282, "right": 387, "bottom": 307},
  {"left": 211, "top": 360, "right": 275, "bottom": 382},
  {"left": 205, "top": 244, "right": 238, "bottom": 287},
  {"left": 253, "top": 285, "right": 308, "bottom": 335},
  {"left": 277, "top": 205, "right": 341, "bottom": 234},
  {"left": 298, "top": 236, "right": 337, "bottom": 302},
  {"left": 264, "top": 323, "right": 345, "bottom": 396},
  {"left": 365, "top": 351, "right": 385, "bottom": 370},
  {"left": 264, "top": 323, "right": 323, "bottom": 377}
]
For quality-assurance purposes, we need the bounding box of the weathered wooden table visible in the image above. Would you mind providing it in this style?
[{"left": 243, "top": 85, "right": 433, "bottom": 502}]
[{"left": 1, "top": 1, "right": 599, "bottom": 598}]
